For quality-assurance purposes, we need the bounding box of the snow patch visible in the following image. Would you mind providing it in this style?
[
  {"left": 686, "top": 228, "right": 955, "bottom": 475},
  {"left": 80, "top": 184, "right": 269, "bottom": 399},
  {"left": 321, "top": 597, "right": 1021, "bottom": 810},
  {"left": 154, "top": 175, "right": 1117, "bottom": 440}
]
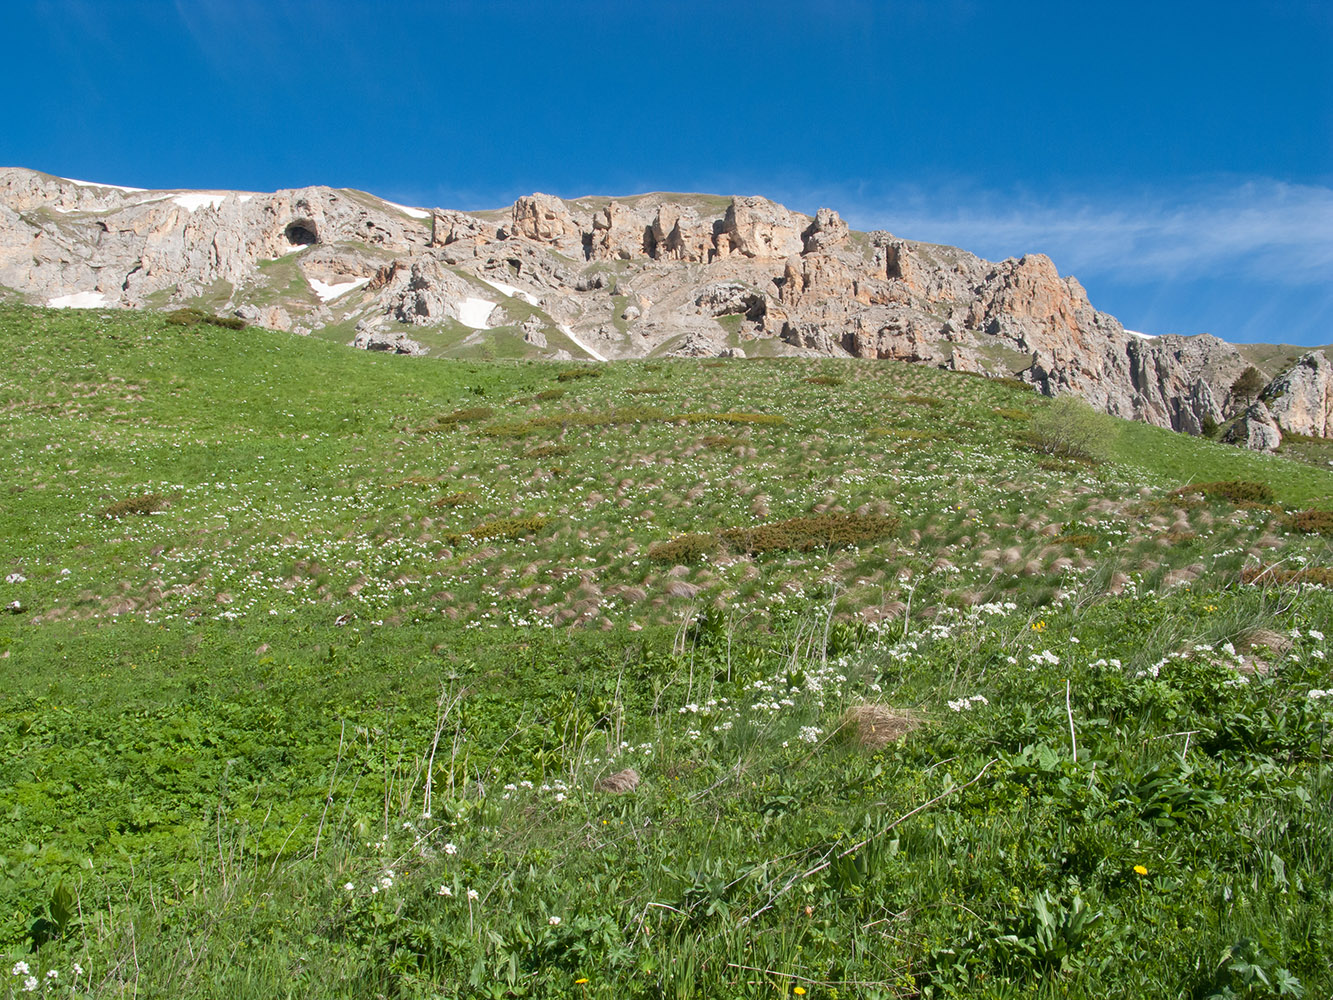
[
  {"left": 309, "top": 277, "right": 370, "bottom": 302},
  {"left": 557, "top": 323, "right": 608, "bottom": 362},
  {"left": 62, "top": 177, "right": 145, "bottom": 193},
  {"left": 238, "top": 195, "right": 253, "bottom": 203},
  {"left": 49, "top": 291, "right": 109, "bottom": 309},
  {"left": 382, "top": 199, "right": 430, "bottom": 220},
  {"left": 479, "top": 277, "right": 540, "bottom": 307},
  {"left": 1125, "top": 329, "right": 1156, "bottom": 340},
  {"left": 173, "top": 193, "right": 227, "bottom": 212},
  {"left": 457, "top": 297, "right": 498, "bottom": 329}
]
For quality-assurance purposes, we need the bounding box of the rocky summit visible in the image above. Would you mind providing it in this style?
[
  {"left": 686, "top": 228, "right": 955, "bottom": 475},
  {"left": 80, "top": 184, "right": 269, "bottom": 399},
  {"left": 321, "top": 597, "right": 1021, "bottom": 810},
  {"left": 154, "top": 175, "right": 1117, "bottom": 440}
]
[{"left": 2, "top": 167, "right": 1328, "bottom": 448}]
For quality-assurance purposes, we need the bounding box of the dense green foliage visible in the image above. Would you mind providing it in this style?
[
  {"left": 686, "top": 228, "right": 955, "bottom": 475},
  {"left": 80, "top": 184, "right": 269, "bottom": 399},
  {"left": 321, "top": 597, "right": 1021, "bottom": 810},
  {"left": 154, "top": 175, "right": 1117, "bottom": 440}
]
[{"left": 1, "top": 304, "right": 1331, "bottom": 998}]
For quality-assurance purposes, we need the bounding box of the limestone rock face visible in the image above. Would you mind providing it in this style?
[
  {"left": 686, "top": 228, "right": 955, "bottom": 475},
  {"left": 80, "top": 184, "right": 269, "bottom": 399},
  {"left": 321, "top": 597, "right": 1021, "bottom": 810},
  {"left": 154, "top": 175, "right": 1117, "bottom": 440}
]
[
  {"left": 378, "top": 258, "right": 493, "bottom": 327},
  {"left": 802, "top": 208, "right": 849, "bottom": 254},
  {"left": 1224, "top": 401, "right": 1283, "bottom": 452},
  {"left": 1265, "top": 351, "right": 1332, "bottom": 438},
  {"left": 510, "top": 193, "right": 580, "bottom": 246},
  {"left": 720, "top": 196, "right": 805, "bottom": 259},
  {"left": 649, "top": 204, "right": 713, "bottom": 262},
  {"left": 589, "top": 201, "right": 649, "bottom": 260},
  {"left": 5, "top": 165, "right": 1326, "bottom": 447}
]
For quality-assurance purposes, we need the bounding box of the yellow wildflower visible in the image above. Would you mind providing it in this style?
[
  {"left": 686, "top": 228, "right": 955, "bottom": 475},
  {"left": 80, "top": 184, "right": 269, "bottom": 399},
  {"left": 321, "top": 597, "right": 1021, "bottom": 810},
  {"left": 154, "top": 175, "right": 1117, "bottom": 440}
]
[{"left": 1134, "top": 865, "right": 1148, "bottom": 876}]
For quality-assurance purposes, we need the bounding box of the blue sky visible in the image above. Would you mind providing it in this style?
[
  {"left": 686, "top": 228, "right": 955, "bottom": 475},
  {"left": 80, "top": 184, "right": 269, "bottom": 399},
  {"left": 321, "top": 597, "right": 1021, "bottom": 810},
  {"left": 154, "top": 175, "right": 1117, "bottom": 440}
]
[{"left": 3, "top": 0, "right": 1330, "bottom": 345}]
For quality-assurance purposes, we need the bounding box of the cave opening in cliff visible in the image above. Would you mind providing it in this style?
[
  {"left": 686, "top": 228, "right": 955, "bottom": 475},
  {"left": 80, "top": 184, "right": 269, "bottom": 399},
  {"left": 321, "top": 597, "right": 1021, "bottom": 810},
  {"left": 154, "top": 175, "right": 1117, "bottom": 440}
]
[{"left": 284, "top": 220, "right": 319, "bottom": 246}]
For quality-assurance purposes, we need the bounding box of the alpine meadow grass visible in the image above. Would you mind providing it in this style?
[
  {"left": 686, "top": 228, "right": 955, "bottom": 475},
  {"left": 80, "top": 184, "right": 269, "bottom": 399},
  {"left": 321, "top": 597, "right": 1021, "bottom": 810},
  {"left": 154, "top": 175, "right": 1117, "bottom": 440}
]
[{"left": 0, "top": 303, "right": 1330, "bottom": 998}]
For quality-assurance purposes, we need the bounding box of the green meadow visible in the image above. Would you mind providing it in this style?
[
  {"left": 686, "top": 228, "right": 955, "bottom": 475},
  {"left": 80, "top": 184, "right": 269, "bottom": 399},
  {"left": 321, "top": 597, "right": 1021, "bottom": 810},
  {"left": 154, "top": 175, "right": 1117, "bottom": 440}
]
[{"left": 1, "top": 303, "right": 1330, "bottom": 998}]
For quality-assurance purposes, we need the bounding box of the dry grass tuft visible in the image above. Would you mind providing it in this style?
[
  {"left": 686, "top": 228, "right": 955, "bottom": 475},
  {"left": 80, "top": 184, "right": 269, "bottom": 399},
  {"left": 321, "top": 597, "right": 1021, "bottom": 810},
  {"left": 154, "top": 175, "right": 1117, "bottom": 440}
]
[
  {"left": 1237, "top": 627, "right": 1293, "bottom": 656},
  {"left": 839, "top": 704, "right": 923, "bottom": 750},
  {"left": 596, "top": 768, "right": 640, "bottom": 794}
]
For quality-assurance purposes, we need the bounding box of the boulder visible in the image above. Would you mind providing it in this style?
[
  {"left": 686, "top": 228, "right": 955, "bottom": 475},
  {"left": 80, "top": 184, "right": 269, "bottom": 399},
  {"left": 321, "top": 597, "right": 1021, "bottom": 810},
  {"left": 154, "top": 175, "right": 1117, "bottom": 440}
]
[{"left": 1224, "top": 401, "right": 1282, "bottom": 452}]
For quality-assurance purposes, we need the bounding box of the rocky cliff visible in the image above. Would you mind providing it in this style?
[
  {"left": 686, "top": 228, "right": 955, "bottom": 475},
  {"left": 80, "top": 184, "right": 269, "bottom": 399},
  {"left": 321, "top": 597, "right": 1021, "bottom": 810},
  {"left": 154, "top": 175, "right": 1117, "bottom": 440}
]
[{"left": 2, "top": 167, "right": 1327, "bottom": 446}]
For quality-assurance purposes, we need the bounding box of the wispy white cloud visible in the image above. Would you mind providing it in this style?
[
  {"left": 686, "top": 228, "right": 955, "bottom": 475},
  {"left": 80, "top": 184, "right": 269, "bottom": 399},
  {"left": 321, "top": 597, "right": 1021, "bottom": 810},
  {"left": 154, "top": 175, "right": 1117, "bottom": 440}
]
[{"left": 836, "top": 178, "right": 1333, "bottom": 286}]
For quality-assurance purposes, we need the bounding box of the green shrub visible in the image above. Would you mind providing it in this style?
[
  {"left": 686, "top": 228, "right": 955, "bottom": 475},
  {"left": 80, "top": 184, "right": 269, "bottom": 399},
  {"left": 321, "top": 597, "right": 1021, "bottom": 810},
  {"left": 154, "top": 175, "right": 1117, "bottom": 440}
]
[
  {"left": 466, "top": 515, "right": 549, "bottom": 542},
  {"left": 719, "top": 512, "right": 899, "bottom": 555},
  {"left": 647, "top": 533, "right": 718, "bottom": 564},
  {"left": 556, "top": 368, "right": 601, "bottom": 382},
  {"left": 432, "top": 491, "right": 478, "bottom": 508},
  {"left": 992, "top": 407, "right": 1031, "bottom": 422},
  {"left": 535, "top": 389, "right": 567, "bottom": 401},
  {"left": 1025, "top": 396, "right": 1112, "bottom": 463}
]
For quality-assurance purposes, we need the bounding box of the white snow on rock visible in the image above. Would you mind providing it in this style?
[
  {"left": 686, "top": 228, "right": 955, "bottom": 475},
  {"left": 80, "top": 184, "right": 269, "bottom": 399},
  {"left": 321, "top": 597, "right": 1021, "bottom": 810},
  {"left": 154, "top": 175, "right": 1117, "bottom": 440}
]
[
  {"left": 1125, "top": 329, "right": 1156, "bottom": 340},
  {"left": 457, "top": 297, "right": 498, "bottom": 329},
  {"left": 479, "top": 277, "right": 540, "bottom": 306},
  {"left": 309, "top": 277, "right": 370, "bottom": 302},
  {"left": 173, "top": 193, "right": 228, "bottom": 212},
  {"left": 62, "top": 177, "right": 146, "bottom": 193},
  {"left": 558, "top": 323, "right": 608, "bottom": 362},
  {"left": 48, "top": 291, "right": 109, "bottom": 309},
  {"left": 382, "top": 199, "right": 430, "bottom": 220}
]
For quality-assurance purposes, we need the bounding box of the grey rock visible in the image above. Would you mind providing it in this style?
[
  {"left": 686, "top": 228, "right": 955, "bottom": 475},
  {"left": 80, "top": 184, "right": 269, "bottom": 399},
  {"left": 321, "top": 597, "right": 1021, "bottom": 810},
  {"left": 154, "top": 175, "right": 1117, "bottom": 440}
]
[
  {"left": 1224, "top": 401, "right": 1282, "bottom": 452},
  {"left": 1265, "top": 351, "right": 1332, "bottom": 438}
]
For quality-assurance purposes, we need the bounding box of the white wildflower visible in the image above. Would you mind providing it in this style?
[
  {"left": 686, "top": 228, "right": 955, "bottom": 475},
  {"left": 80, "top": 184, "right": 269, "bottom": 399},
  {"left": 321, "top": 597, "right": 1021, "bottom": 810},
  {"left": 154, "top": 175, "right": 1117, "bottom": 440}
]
[
  {"left": 437, "top": 885, "right": 452, "bottom": 896},
  {"left": 444, "top": 842, "right": 457, "bottom": 855},
  {"left": 467, "top": 888, "right": 479, "bottom": 900},
  {"left": 548, "top": 915, "right": 562, "bottom": 926}
]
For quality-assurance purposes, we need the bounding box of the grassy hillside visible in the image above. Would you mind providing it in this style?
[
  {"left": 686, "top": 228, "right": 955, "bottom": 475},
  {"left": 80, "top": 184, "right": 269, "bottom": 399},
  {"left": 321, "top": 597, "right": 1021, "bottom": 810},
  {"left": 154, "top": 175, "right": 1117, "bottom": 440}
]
[{"left": 1, "top": 305, "right": 1330, "bottom": 999}]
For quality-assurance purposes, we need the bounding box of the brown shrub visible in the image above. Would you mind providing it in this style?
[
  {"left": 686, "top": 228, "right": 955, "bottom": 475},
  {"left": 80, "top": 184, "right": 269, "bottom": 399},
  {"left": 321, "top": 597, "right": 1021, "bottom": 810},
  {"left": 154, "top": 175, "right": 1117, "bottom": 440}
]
[
  {"left": 525, "top": 445, "right": 572, "bottom": 460},
  {"left": 1290, "top": 509, "right": 1333, "bottom": 537},
  {"left": 435, "top": 406, "right": 494, "bottom": 427},
  {"left": 648, "top": 533, "right": 718, "bottom": 564},
  {"left": 1169, "top": 481, "right": 1275, "bottom": 505},
  {"left": 719, "top": 512, "right": 899, "bottom": 556},
  {"left": 104, "top": 494, "right": 165, "bottom": 518},
  {"left": 1241, "top": 565, "right": 1333, "bottom": 587}
]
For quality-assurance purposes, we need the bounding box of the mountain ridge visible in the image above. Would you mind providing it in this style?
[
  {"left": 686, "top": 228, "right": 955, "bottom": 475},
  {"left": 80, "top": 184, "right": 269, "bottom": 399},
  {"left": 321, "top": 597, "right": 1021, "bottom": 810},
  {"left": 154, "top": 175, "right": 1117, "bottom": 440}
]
[{"left": 2, "top": 166, "right": 1329, "bottom": 449}]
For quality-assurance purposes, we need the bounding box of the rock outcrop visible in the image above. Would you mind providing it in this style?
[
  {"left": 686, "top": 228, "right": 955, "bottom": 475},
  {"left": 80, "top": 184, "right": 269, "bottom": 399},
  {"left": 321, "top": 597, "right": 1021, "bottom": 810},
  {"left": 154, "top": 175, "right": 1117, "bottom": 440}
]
[
  {"left": 4, "top": 166, "right": 1327, "bottom": 451},
  {"left": 1224, "top": 401, "right": 1282, "bottom": 452},
  {"left": 1264, "top": 351, "right": 1332, "bottom": 438}
]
